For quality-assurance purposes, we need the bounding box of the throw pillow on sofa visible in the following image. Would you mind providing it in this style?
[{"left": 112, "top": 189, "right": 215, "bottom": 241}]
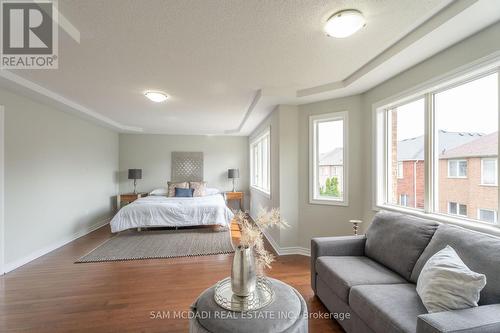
[{"left": 416, "top": 245, "right": 486, "bottom": 313}]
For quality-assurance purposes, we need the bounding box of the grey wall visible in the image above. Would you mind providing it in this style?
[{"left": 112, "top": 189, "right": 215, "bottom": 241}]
[
  {"left": 118, "top": 134, "right": 250, "bottom": 209},
  {"left": 3, "top": 88, "right": 119, "bottom": 267},
  {"left": 297, "top": 95, "right": 364, "bottom": 248}
]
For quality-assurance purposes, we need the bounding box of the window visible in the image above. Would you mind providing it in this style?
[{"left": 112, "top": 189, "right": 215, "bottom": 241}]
[
  {"left": 481, "top": 158, "right": 497, "bottom": 185},
  {"left": 375, "top": 69, "right": 499, "bottom": 226},
  {"left": 399, "top": 194, "right": 409, "bottom": 207},
  {"left": 387, "top": 98, "right": 425, "bottom": 209},
  {"left": 448, "top": 160, "right": 467, "bottom": 178},
  {"left": 478, "top": 209, "right": 497, "bottom": 223},
  {"left": 397, "top": 162, "right": 404, "bottom": 179},
  {"left": 448, "top": 202, "right": 467, "bottom": 217},
  {"left": 309, "top": 111, "right": 347, "bottom": 205},
  {"left": 250, "top": 128, "right": 270, "bottom": 195}
]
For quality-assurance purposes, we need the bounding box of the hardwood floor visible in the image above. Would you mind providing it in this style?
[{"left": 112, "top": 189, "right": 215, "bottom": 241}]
[{"left": 0, "top": 223, "right": 344, "bottom": 332}]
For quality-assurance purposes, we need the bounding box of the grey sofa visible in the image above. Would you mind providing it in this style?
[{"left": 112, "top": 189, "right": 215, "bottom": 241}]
[{"left": 311, "top": 211, "right": 500, "bottom": 333}]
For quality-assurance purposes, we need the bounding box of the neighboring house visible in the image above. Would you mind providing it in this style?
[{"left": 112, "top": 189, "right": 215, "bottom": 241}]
[
  {"left": 395, "top": 130, "right": 484, "bottom": 210},
  {"left": 439, "top": 132, "right": 498, "bottom": 223},
  {"left": 319, "top": 147, "right": 343, "bottom": 194}
]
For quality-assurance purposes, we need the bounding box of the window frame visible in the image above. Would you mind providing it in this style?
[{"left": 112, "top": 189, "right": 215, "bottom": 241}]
[
  {"left": 481, "top": 157, "right": 498, "bottom": 186},
  {"left": 373, "top": 63, "right": 500, "bottom": 228},
  {"left": 309, "top": 111, "right": 349, "bottom": 206},
  {"left": 249, "top": 127, "right": 271, "bottom": 197},
  {"left": 448, "top": 202, "right": 467, "bottom": 217},
  {"left": 447, "top": 159, "right": 468, "bottom": 178}
]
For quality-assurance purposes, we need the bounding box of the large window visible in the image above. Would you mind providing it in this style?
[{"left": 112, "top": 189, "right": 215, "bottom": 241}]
[
  {"left": 375, "top": 69, "right": 499, "bottom": 225},
  {"left": 250, "top": 128, "right": 270, "bottom": 195},
  {"left": 310, "top": 111, "right": 348, "bottom": 205}
]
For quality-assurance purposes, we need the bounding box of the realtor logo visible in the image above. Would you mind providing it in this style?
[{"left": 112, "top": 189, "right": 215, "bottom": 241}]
[{"left": 1, "top": 0, "right": 58, "bottom": 68}]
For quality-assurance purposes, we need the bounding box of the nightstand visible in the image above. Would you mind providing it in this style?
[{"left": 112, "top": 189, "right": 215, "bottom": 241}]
[
  {"left": 117, "top": 192, "right": 148, "bottom": 209},
  {"left": 225, "top": 191, "right": 244, "bottom": 210}
]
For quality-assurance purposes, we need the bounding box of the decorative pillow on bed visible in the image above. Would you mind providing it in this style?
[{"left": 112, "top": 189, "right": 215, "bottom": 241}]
[
  {"left": 189, "top": 181, "right": 207, "bottom": 197},
  {"left": 167, "top": 181, "right": 189, "bottom": 197},
  {"left": 175, "top": 187, "right": 194, "bottom": 197},
  {"left": 149, "top": 188, "right": 168, "bottom": 196},
  {"left": 205, "top": 187, "right": 220, "bottom": 196}
]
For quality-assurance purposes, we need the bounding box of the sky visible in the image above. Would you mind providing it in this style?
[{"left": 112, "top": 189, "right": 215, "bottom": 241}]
[
  {"left": 318, "top": 120, "right": 343, "bottom": 154},
  {"left": 397, "top": 73, "right": 498, "bottom": 141}
]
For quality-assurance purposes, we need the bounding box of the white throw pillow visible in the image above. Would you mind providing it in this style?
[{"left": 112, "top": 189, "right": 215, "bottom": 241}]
[
  {"left": 149, "top": 188, "right": 168, "bottom": 196},
  {"left": 416, "top": 245, "right": 486, "bottom": 313},
  {"left": 204, "top": 187, "right": 220, "bottom": 196}
]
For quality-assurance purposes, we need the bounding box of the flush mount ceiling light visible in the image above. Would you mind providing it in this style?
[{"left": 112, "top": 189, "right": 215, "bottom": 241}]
[
  {"left": 324, "top": 9, "right": 365, "bottom": 38},
  {"left": 144, "top": 91, "right": 168, "bottom": 103}
]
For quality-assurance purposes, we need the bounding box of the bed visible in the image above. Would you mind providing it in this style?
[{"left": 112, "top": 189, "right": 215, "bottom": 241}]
[{"left": 110, "top": 193, "right": 234, "bottom": 233}]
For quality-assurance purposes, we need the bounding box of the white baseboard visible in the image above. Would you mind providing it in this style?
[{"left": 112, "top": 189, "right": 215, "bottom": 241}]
[
  {"left": 251, "top": 213, "right": 310, "bottom": 257},
  {"left": 3, "top": 218, "right": 110, "bottom": 274}
]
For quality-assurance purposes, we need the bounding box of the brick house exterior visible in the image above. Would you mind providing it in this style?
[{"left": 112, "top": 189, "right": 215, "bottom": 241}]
[{"left": 394, "top": 130, "right": 497, "bottom": 223}]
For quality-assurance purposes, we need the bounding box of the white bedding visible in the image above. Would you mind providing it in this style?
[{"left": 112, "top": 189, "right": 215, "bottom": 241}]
[{"left": 110, "top": 194, "right": 234, "bottom": 233}]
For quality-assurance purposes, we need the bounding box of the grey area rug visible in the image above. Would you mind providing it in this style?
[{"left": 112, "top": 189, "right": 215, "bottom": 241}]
[{"left": 76, "top": 228, "right": 234, "bottom": 263}]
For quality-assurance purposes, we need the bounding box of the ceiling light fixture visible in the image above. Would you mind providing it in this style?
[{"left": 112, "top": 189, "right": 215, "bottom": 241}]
[
  {"left": 324, "top": 9, "right": 365, "bottom": 38},
  {"left": 144, "top": 91, "right": 168, "bottom": 103}
]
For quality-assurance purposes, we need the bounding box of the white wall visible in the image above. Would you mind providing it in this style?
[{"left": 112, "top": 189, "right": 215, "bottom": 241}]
[
  {"left": 3, "top": 88, "right": 119, "bottom": 271},
  {"left": 118, "top": 134, "right": 250, "bottom": 209}
]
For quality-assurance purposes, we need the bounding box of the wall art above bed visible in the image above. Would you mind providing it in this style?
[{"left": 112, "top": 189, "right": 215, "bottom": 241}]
[{"left": 171, "top": 152, "right": 204, "bottom": 182}]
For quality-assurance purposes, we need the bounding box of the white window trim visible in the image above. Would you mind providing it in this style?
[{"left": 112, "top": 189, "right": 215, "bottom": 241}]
[
  {"left": 309, "top": 111, "right": 349, "bottom": 206},
  {"left": 447, "top": 159, "right": 468, "bottom": 179},
  {"left": 249, "top": 127, "right": 271, "bottom": 198},
  {"left": 372, "top": 54, "right": 500, "bottom": 230},
  {"left": 477, "top": 208, "right": 497, "bottom": 224},
  {"left": 480, "top": 157, "right": 498, "bottom": 186}
]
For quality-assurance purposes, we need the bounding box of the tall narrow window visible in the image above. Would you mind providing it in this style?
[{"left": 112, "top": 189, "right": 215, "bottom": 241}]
[
  {"left": 310, "top": 111, "right": 348, "bottom": 205},
  {"left": 388, "top": 98, "right": 425, "bottom": 209},
  {"left": 250, "top": 129, "right": 270, "bottom": 195},
  {"left": 482, "top": 158, "right": 498, "bottom": 185}
]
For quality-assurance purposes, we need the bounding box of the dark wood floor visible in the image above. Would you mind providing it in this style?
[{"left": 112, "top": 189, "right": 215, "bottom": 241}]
[{"left": 0, "top": 223, "right": 343, "bottom": 332}]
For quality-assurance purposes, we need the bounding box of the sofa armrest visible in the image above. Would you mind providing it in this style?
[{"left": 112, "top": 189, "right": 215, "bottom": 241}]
[
  {"left": 310, "top": 236, "right": 366, "bottom": 293},
  {"left": 417, "top": 304, "right": 500, "bottom": 333}
]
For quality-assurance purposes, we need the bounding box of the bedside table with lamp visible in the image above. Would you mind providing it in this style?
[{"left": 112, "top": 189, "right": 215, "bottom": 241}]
[
  {"left": 117, "top": 168, "right": 147, "bottom": 210},
  {"left": 225, "top": 168, "right": 243, "bottom": 210}
]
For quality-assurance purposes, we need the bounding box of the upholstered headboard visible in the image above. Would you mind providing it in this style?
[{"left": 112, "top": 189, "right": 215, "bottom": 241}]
[{"left": 171, "top": 152, "right": 204, "bottom": 182}]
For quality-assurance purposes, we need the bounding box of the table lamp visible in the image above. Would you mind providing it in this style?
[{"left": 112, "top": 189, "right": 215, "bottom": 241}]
[
  {"left": 228, "top": 169, "right": 239, "bottom": 192},
  {"left": 128, "top": 169, "right": 142, "bottom": 194}
]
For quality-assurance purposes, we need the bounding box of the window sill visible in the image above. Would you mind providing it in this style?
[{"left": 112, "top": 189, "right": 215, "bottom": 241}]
[
  {"left": 447, "top": 176, "right": 468, "bottom": 179},
  {"left": 250, "top": 186, "right": 271, "bottom": 199},
  {"left": 310, "top": 197, "right": 348, "bottom": 207},
  {"left": 374, "top": 204, "right": 500, "bottom": 237},
  {"left": 480, "top": 183, "right": 498, "bottom": 187}
]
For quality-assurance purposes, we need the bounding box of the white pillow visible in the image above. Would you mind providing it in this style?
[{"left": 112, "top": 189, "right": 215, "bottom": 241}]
[
  {"left": 149, "top": 188, "right": 168, "bottom": 196},
  {"left": 204, "top": 187, "right": 220, "bottom": 196},
  {"left": 416, "top": 245, "right": 486, "bottom": 313}
]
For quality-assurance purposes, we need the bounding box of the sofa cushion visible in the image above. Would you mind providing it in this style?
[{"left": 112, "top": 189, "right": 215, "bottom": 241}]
[
  {"left": 365, "top": 211, "right": 439, "bottom": 280},
  {"left": 411, "top": 224, "right": 500, "bottom": 305},
  {"left": 350, "top": 284, "right": 427, "bottom": 333},
  {"left": 315, "top": 256, "right": 407, "bottom": 303}
]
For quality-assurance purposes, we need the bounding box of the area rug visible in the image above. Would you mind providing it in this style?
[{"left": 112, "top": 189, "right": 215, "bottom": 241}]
[{"left": 76, "top": 228, "right": 234, "bottom": 263}]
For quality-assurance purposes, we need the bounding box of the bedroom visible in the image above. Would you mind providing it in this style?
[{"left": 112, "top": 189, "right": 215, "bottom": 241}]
[{"left": 1, "top": 1, "right": 500, "bottom": 332}]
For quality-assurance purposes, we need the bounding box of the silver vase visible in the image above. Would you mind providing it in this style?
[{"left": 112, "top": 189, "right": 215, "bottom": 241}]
[{"left": 231, "top": 245, "right": 257, "bottom": 297}]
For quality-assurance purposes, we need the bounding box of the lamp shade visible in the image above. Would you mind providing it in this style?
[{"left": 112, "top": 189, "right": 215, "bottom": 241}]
[
  {"left": 228, "top": 168, "right": 239, "bottom": 179},
  {"left": 128, "top": 169, "right": 142, "bottom": 180}
]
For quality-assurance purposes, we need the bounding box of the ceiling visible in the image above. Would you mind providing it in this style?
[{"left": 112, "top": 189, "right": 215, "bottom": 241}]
[{"left": 2, "top": 0, "right": 500, "bottom": 135}]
